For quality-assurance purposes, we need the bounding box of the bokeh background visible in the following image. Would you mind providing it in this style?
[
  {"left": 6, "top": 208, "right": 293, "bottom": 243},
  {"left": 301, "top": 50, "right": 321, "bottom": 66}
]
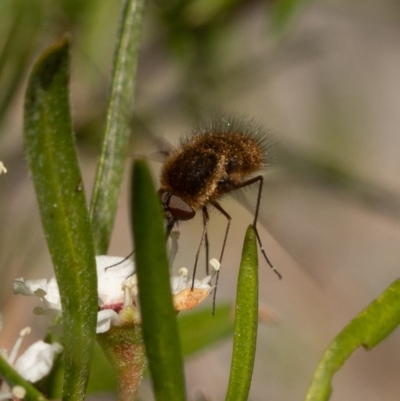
[{"left": 1, "top": 0, "right": 400, "bottom": 400}]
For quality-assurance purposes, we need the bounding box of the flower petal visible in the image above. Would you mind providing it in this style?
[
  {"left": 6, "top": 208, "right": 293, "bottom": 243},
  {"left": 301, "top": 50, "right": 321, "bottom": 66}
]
[
  {"left": 13, "top": 278, "right": 49, "bottom": 296},
  {"left": 44, "top": 277, "right": 61, "bottom": 304},
  {"left": 96, "top": 309, "right": 119, "bottom": 333},
  {"left": 14, "top": 341, "right": 63, "bottom": 383},
  {"left": 96, "top": 256, "right": 135, "bottom": 306}
]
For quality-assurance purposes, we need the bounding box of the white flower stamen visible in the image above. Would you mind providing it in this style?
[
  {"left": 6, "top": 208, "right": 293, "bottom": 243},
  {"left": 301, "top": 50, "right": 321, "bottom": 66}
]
[
  {"left": 209, "top": 258, "right": 220, "bottom": 271},
  {"left": 11, "top": 386, "right": 26, "bottom": 399},
  {"left": 178, "top": 267, "right": 188, "bottom": 276},
  {"left": 122, "top": 276, "right": 135, "bottom": 308},
  {"left": 8, "top": 327, "right": 31, "bottom": 365},
  {"left": 176, "top": 267, "right": 188, "bottom": 292}
]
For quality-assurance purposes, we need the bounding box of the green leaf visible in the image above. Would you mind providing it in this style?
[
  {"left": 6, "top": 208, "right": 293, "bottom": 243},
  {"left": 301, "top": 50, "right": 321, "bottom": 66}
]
[
  {"left": 90, "top": 0, "right": 147, "bottom": 254},
  {"left": 0, "top": 354, "right": 48, "bottom": 401},
  {"left": 87, "top": 343, "right": 118, "bottom": 394},
  {"left": 178, "top": 304, "right": 234, "bottom": 357},
  {"left": 225, "top": 225, "right": 259, "bottom": 401},
  {"left": 24, "top": 36, "right": 97, "bottom": 401},
  {"left": 304, "top": 279, "right": 400, "bottom": 401},
  {"left": 132, "top": 159, "right": 186, "bottom": 401}
]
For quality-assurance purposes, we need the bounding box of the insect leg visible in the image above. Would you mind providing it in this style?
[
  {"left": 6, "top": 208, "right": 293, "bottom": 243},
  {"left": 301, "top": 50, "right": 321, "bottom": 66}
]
[
  {"left": 209, "top": 201, "right": 232, "bottom": 312},
  {"left": 105, "top": 250, "right": 135, "bottom": 270},
  {"left": 191, "top": 206, "right": 210, "bottom": 289},
  {"left": 105, "top": 215, "right": 176, "bottom": 272},
  {"left": 203, "top": 210, "right": 210, "bottom": 275},
  {"left": 210, "top": 201, "right": 232, "bottom": 266},
  {"left": 235, "top": 175, "right": 282, "bottom": 280}
]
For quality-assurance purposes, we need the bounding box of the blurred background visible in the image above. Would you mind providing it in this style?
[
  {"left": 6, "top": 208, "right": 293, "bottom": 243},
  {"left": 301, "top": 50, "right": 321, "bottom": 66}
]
[{"left": 1, "top": 0, "right": 400, "bottom": 400}]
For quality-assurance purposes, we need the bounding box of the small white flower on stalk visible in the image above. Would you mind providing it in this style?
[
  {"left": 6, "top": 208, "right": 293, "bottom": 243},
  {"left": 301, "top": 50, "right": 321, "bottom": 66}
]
[
  {"left": 0, "top": 322, "right": 62, "bottom": 399},
  {"left": 0, "top": 162, "right": 6, "bottom": 175}
]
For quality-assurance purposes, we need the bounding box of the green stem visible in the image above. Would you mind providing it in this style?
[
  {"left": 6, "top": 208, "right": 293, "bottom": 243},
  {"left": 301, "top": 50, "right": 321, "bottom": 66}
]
[{"left": 0, "top": 354, "right": 48, "bottom": 401}]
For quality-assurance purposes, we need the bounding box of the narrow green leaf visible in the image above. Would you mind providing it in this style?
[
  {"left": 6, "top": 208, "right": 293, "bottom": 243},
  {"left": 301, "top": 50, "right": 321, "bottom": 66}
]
[
  {"left": 304, "top": 279, "right": 400, "bottom": 401},
  {"left": 24, "top": 37, "right": 97, "bottom": 401},
  {"left": 90, "top": 0, "right": 147, "bottom": 254},
  {"left": 132, "top": 159, "right": 186, "bottom": 401},
  {"left": 225, "top": 225, "right": 259, "bottom": 401},
  {"left": 0, "top": 354, "right": 48, "bottom": 401},
  {"left": 178, "top": 304, "right": 234, "bottom": 357}
]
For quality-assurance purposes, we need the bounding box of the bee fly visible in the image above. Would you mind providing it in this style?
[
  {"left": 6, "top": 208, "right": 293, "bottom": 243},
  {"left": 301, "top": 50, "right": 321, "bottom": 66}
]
[{"left": 158, "top": 115, "right": 282, "bottom": 291}]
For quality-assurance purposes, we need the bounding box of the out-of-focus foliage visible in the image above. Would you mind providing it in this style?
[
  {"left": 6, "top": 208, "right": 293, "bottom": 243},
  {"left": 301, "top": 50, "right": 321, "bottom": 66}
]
[
  {"left": 0, "top": 0, "right": 100, "bottom": 130},
  {"left": 0, "top": 0, "right": 304, "bottom": 135}
]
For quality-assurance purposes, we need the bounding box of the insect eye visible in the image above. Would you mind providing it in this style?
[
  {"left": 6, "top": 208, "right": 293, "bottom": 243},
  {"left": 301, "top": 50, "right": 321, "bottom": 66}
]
[{"left": 168, "top": 195, "right": 195, "bottom": 221}]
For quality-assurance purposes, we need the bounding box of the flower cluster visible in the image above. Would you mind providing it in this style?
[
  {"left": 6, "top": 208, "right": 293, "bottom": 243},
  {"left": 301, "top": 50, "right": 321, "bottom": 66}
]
[{"left": 14, "top": 255, "right": 217, "bottom": 333}]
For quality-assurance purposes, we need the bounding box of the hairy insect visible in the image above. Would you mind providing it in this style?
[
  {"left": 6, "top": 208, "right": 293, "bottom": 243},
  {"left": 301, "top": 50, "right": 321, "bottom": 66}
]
[{"left": 158, "top": 115, "right": 282, "bottom": 290}]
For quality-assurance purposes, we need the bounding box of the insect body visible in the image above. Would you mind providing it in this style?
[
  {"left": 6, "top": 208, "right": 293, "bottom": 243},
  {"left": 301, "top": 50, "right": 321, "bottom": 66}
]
[{"left": 158, "top": 116, "right": 281, "bottom": 284}]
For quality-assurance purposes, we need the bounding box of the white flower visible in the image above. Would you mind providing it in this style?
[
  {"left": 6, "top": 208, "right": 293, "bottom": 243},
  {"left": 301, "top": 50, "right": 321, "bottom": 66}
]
[
  {"left": 14, "top": 256, "right": 135, "bottom": 333},
  {"left": 171, "top": 265, "right": 215, "bottom": 311},
  {"left": 0, "top": 325, "right": 62, "bottom": 396},
  {"left": 96, "top": 256, "right": 138, "bottom": 332},
  {"left": 14, "top": 277, "right": 61, "bottom": 316}
]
